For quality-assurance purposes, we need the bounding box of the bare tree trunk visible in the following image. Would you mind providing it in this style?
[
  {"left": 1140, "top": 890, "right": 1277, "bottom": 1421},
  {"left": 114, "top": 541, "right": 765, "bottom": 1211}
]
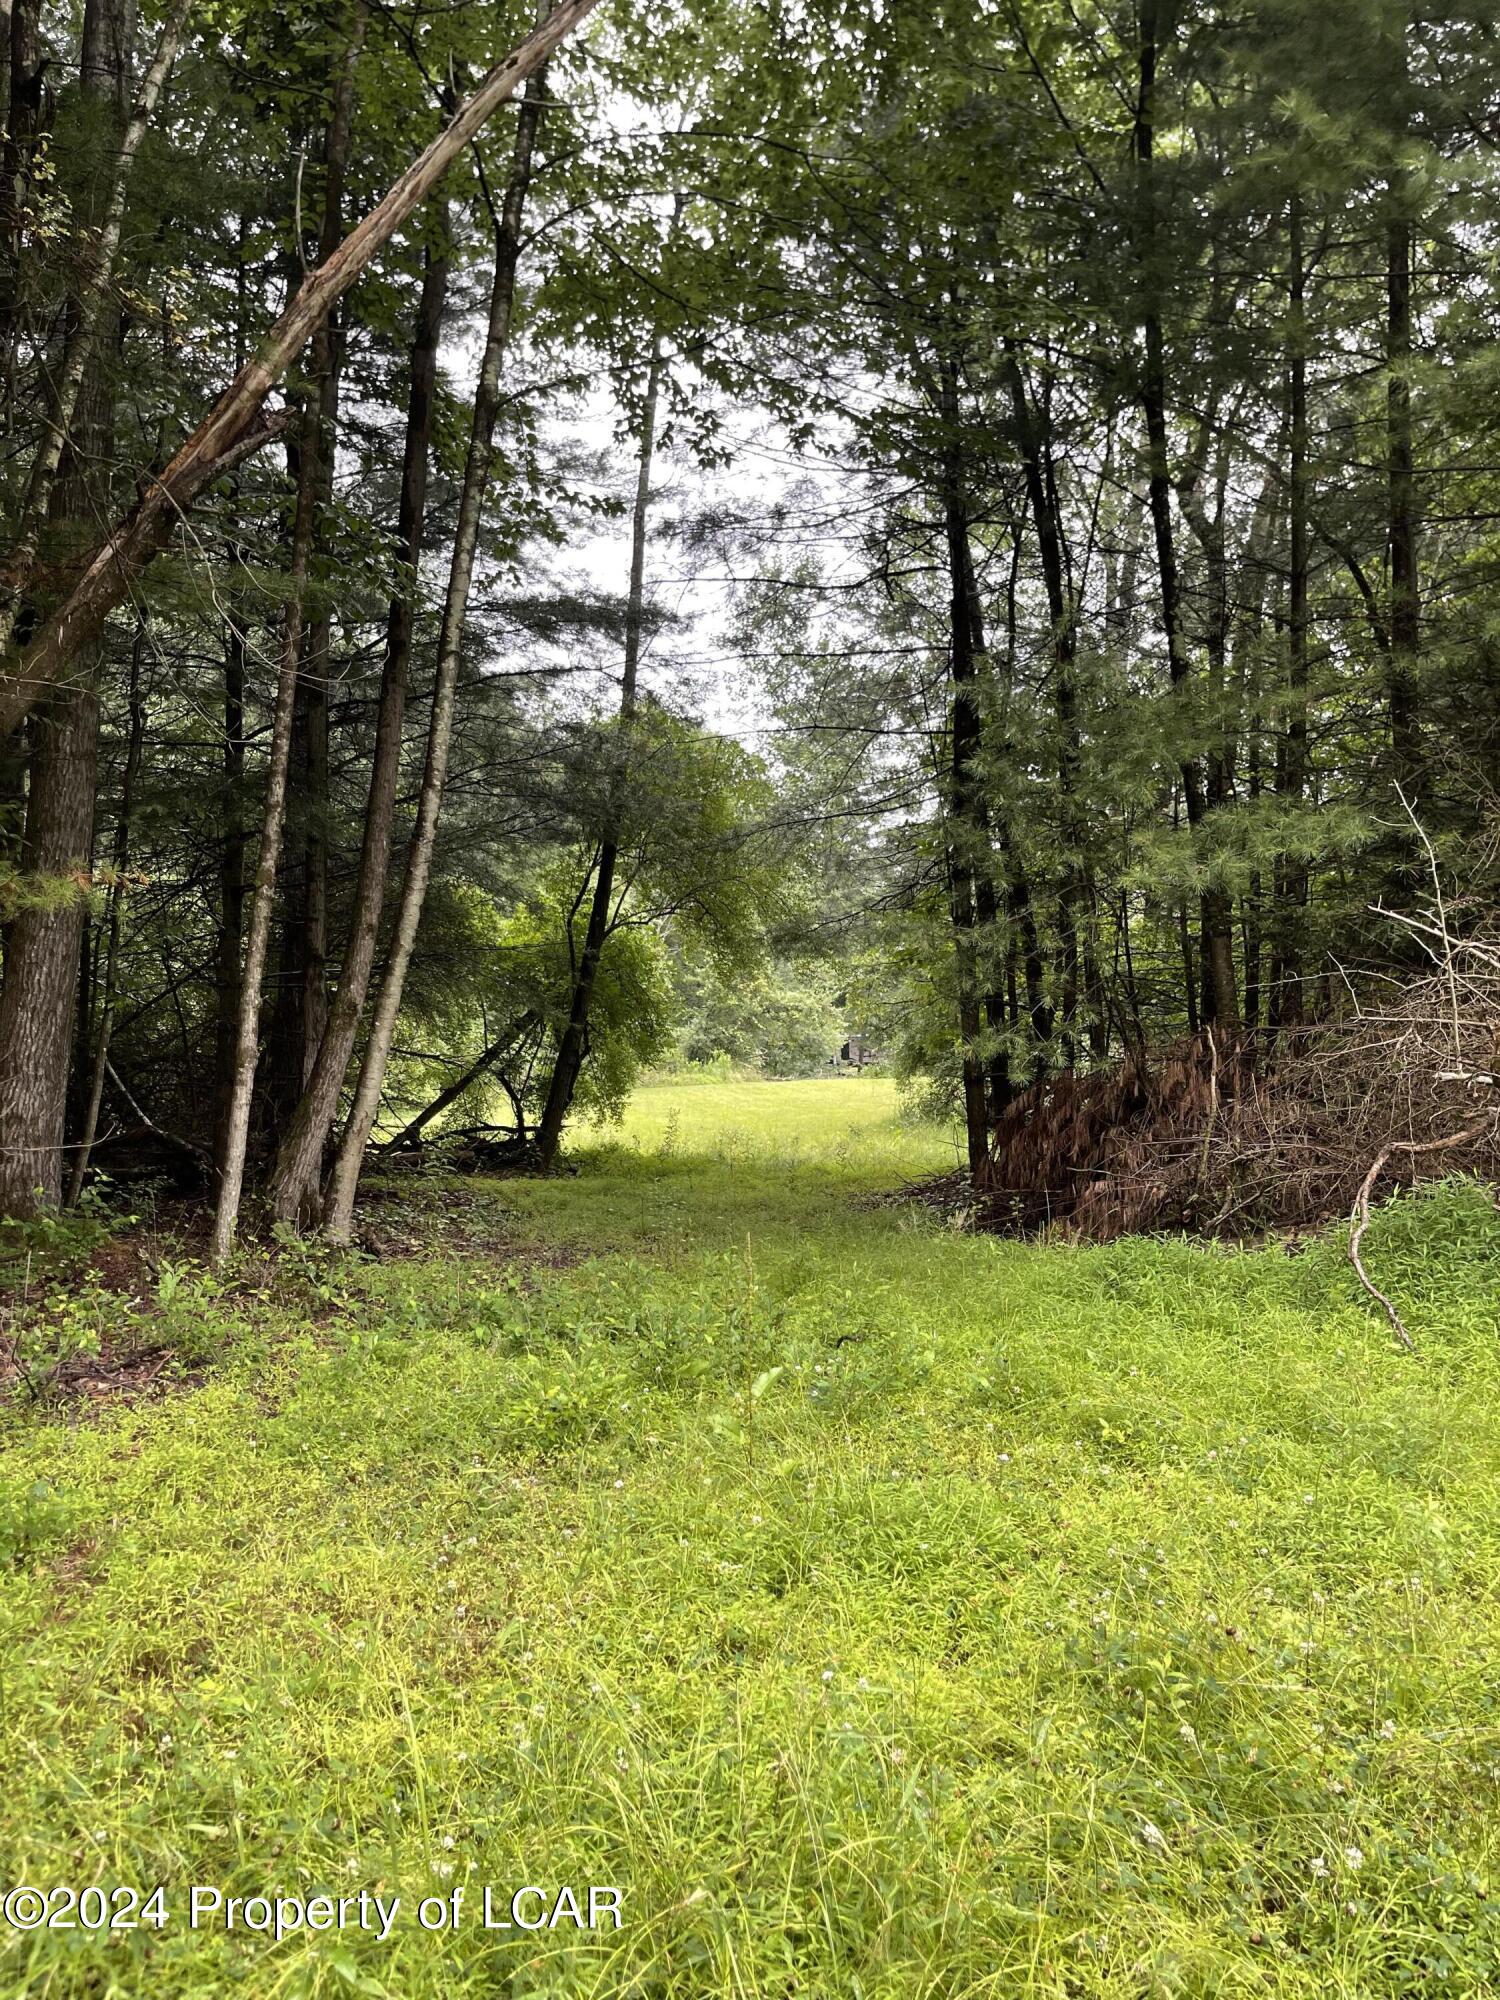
[
  {"left": 322, "top": 62, "right": 549, "bottom": 1244},
  {"left": 67, "top": 622, "right": 143, "bottom": 1204},
  {"left": 212, "top": 606, "right": 245, "bottom": 1179},
  {"left": 533, "top": 335, "right": 664, "bottom": 1171},
  {"left": 207, "top": 392, "right": 323, "bottom": 1262},
  {"left": 0, "top": 0, "right": 601, "bottom": 742},
  {"left": 266, "top": 208, "right": 451, "bottom": 1220},
  {"left": 262, "top": 15, "right": 364, "bottom": 1152}
]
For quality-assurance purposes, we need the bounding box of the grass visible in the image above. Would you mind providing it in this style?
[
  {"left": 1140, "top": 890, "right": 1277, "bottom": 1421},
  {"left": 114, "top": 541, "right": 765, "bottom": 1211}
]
[
  {"left": 588, "top": 1072, "right": 958, "bottom": 1170},
  {"left": 2, "top": 1078, "right": 1499, "bottom": 1997}
]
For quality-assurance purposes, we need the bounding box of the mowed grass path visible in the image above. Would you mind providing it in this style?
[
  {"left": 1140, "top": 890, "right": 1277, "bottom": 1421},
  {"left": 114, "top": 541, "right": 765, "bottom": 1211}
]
[{"left": 2, "top": 1080, "right": 1499, "bottom": 1997}]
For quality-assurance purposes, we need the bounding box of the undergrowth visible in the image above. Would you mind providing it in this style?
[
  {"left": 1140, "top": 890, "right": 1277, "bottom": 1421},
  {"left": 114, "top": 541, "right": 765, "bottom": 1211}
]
[{"left": 0, "top": 1079, "right": 1497, "bottom": 1997}]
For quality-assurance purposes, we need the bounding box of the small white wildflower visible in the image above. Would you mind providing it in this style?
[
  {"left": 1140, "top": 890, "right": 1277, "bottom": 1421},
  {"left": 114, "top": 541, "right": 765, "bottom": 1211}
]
[
  {"left": 613, "top": 1479, "right": 624, "bottom": 1490},
  {"left": 1179, "top": 1723, "right": 1197, "bottom": 1746},
  {"left": 442, "top": 1835, "right": 455, "bottom": 1850},
  {"left": 1344, "top": 1846, "right": 1364, "bottom": 1870},
  {"left": 1307, "top": 1855, "right": 1329, "bottom": 1879},
  {"left": 821, "top": 1669, "right": 834, "bottom": 1682},
  {"left": 1378, "top": 1719, "right": 1396, "bottom": 1739}
]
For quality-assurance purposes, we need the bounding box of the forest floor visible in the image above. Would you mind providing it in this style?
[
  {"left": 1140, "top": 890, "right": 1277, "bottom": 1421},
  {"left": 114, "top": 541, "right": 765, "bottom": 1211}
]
[{"left": 2, "top": 1078, "right": 1499, "bottom": 1998}]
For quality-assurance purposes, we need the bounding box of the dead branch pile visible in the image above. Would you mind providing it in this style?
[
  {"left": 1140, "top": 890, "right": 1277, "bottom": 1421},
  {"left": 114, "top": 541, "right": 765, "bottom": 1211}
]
[{"left": 965, "top": 936, "right": 1500, "bottom": 1243}]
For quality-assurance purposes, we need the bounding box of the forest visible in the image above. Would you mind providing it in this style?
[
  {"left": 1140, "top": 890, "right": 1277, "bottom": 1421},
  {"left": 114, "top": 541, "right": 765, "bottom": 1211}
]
[{"left": 2, "top": 0, "right": 1500, "bottom": 1994}]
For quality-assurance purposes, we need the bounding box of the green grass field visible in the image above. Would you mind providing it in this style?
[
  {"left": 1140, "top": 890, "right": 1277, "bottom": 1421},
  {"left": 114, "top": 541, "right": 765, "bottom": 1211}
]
[
  {"left": 2, "top": 1079, "right": 1499, "bottom": 1997},
  {"left": 589, "top": 1073, "right": 958, "bottom": 1172}
]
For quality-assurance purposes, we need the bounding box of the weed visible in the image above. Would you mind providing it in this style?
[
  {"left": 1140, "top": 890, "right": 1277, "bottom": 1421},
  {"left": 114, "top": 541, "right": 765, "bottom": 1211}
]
[{"left": 0, "top": 1081, "right": 1497, "bottom": 1996}]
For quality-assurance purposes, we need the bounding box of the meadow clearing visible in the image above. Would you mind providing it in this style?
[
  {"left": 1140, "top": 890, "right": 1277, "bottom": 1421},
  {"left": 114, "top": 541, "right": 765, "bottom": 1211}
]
[{"left": 1, "top": 1077, "right": 1499, "bottom": 1997}]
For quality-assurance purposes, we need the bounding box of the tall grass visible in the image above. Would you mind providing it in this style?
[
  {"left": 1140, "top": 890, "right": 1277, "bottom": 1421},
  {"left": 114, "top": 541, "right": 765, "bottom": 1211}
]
[{"left": 1, "top": 1081, "right": 1497, "bottom": 1995}]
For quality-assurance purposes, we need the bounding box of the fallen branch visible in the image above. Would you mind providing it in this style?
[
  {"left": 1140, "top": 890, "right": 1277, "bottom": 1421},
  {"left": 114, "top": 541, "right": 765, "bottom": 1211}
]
[
  {"left": 1348, "top": 1114, "right": 1496, "bottom": 1351},
  {"left": 103, "top": 1062, "right": 213, "bottom": 1170}
]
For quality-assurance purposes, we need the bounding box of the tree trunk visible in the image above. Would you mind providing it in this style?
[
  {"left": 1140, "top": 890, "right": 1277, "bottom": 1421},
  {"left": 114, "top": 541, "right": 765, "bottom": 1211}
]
[
  {"left": 266, "top": 209, "right": 451, "bottom": 1221},
  {"left": 212, "top": 603, "right": 246, "bottom": 1180},
  {"left": 1386, "top": 208, "right": 1421, "bottom": 796},
  {"left": 0, "top": 0, "right": 602, "bottom": 743},
  {"left": 533, "top": 334, "right": 664, "bottom": 1171},
  {"left": 1002, "top": 344, "right": 1096, "bottom": 1062},
  {"left": 0, "top": 0, "right": 131, "bottom": 1217},
  {"left": 322, "top": 60, "right": 550, "bottom": 1244},
  {"left": 1272, "top": 190, "right": 1310, "bottom": 1031},
  {"left": 207, "top": 386, "right": 324, "bottom": 1262},
  {"left": 67, "top": 622, "right": 144, "bottom": 1204},
  {"left": 936, "top": 362, "right": 994, "bottom": 1182},
  {"left": 1134, "top": 0, "right": 1238, "bottom": 1034},
  {"left": 1, "top": 0, "right": 51, "bottom": 426},
  {"left": 262, "top": 16, "right": 364, "bottom": 1152},
  {"left": 0, "top": 691, "right": 98, "bottom": 1212}
]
